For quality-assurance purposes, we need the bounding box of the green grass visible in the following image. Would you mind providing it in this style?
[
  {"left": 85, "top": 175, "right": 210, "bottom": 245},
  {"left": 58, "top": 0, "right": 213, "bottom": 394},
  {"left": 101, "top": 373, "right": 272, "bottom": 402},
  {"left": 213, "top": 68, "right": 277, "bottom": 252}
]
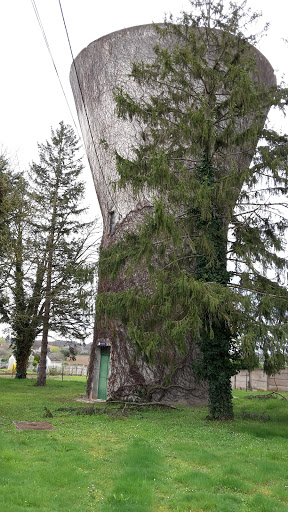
[{"left": 0, "top": 379, "right": 288, "bottom": 511}]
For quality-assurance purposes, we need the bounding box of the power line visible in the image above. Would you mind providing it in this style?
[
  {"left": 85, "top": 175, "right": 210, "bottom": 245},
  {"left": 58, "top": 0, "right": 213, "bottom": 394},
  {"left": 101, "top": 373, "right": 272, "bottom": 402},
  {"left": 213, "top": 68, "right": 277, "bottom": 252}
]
[
  {"left": 30, "top": 0, "right": 80, "bottom": 138},
  {"left": 58, "top": 0, "right": 122, "bottom": 219}
]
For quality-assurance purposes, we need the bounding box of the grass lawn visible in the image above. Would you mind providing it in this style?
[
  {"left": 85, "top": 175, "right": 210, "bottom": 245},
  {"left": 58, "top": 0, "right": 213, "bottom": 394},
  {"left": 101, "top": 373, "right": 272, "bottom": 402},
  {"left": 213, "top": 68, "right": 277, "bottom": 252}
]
[{"left": 0, "top": 377, "right": 288, "bottom": 512}]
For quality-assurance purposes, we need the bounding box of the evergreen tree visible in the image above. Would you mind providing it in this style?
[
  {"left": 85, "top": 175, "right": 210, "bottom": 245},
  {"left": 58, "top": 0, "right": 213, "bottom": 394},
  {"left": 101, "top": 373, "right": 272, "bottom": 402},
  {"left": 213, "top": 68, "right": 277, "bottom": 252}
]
[
  {"left": 0, "top": 160, "right": 43, "bottom": 378},
  {"left": 0, "top": 124, "right": 97, "bottom": 380},
  {"left": 0, "top": 156, "right": 24, "bottom": 266},
  {"left": 32, "top": 122, "right": 96, "bottom": 386},
  {"left": 0, "top": 155, "right": 14, "bottom": 252},
  {"left": 8, "top": 174, "right": 45, "bottom": 378},
  {"left": 96, "top": 1, "right": 288, "bottom": 419}
]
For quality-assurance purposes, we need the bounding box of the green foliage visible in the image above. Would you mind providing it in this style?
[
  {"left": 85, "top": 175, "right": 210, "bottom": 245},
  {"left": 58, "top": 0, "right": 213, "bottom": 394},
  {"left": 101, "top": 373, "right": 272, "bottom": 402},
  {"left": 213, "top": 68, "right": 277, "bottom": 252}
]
[
  {"left": 0, "top": 164, "right": 42, "bottom": 379},
  {"left": 0, "top": 155, "right": 19, "bottom": 257},
  {"left": 97, "top": 0, "right": 288, "bottom": 419},
  {"left": 60, "top": 345, "right": 78, "bottom": 361},
  {"left": 48, "top": 367, "right": 60, "bottom": 376},
  {"left": 61, "top": 348, "right": 70, "bottom": 358},
  {"left": 0, "top": 345, "right": 11, "bottom": 361},
  {"left": 1, "top": 379, "right": 288, "bottom": 511},
  {"left": 50, "top": 346, "right": 60, "bottom": 353},
  {"left": 0, "top": 123, "right": 98, "bottom": 380},
  {"left": 30, "top": 122, "right": 97, "bottom": 386}
]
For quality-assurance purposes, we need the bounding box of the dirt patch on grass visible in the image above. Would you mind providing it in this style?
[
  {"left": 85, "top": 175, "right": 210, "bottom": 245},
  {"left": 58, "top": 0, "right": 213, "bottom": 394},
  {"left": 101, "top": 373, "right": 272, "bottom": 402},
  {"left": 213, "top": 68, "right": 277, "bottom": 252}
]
[{"left": 13, "top": 421, "right": 55, "bottom": 431}]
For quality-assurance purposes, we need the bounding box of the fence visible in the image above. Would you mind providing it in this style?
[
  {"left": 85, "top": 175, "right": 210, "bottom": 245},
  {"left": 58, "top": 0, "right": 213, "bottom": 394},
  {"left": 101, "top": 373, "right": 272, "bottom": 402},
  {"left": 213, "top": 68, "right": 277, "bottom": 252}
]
[
  {"left": 47, "top": 364, "right": 88, "bottom": 377},
  {"left": 0, "top": 364, "right": 88, "bottom": 379},
  {"left": 231, "top": 368, "right": 288, "bottom": 392},
  {"left": 25, "top": 363, "right": 88, "bottom": 377}
]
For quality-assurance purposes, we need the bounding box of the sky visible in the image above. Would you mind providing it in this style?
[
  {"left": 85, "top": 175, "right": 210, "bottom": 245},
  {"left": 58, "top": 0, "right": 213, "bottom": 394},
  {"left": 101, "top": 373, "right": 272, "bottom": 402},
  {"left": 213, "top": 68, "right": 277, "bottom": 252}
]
[{"left": 1, "top": 0, "right": 288, "bottom": 220}]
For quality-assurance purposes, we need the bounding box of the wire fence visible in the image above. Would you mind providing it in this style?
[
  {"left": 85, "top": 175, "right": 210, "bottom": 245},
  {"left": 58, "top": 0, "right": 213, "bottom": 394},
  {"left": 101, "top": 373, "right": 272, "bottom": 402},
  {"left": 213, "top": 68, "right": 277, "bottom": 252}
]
[
  {"left": 48, "top": 364, "right": 88, "bottom": 377},
  {"left": 0, "top": 363, "right": 88, "bottom": 379}
]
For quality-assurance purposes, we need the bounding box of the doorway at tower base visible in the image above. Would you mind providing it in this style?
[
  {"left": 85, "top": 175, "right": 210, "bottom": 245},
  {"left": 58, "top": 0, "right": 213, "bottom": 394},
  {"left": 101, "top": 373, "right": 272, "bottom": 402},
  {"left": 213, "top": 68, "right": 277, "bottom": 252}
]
[{"left": 89, "top": 328, "right": 208, "bottom": 406}]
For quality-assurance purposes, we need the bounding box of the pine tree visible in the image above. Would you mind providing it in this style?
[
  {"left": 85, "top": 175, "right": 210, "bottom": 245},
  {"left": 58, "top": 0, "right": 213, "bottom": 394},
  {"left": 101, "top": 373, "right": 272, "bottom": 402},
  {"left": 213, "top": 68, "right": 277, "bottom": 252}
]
[
  {"left": 32, "top": 122, "right": 96, "bottom": 386},
  {"left": 0, "top": 124, "right": 97, "bottom": 380},
  {"left": 95, "top": 1, "right": 288, "bottom": 419}
]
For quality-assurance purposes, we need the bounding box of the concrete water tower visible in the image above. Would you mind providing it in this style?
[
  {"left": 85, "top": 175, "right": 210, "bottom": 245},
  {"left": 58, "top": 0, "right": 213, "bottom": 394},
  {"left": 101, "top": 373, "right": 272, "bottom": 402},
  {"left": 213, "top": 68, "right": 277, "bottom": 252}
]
[{"left": 70, "top": 24, "right": 276, "bottom": 403}]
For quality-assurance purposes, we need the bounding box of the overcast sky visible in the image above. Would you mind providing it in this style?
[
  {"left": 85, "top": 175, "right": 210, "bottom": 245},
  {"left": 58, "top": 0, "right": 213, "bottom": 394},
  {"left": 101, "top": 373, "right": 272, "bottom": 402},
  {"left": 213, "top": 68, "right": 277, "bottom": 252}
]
[{"left": 1, "top": 0, "right": 288, "bottom": 217}]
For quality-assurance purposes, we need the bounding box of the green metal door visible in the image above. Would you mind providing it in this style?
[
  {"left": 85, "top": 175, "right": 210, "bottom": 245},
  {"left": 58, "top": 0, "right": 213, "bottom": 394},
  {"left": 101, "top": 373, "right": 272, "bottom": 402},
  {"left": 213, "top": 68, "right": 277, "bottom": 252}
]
[{"left": 98, "top": 348, "right": 110, "bottom": 400}]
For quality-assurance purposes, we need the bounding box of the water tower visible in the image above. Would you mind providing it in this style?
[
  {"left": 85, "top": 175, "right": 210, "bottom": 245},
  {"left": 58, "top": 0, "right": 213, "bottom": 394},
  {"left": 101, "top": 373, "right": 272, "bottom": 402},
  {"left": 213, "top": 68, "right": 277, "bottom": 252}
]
[{"left": 70, "top": 24, "right": 276, "bottom": 403}]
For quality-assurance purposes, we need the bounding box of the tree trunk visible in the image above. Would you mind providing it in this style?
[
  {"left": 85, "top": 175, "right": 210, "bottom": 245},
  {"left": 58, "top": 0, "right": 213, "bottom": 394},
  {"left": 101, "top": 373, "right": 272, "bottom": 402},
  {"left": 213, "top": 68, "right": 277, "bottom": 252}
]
[
  {"left": 13, "top": 239, "right": 29, "bottom": 378},
  {"left": 201, "top": 324, "right": 234, "bottom": 420},
  {"left": 35, "top": 185, "right": 58, "bottom": 387},
  {"left": 14, "top": 323, "right": 37, "bottom": 379},
  {"left": 15, "top": 349, "right": 29, "bottom": 379},
  {"left": 35, "top": 318, "right": 49, "bottom": 386},
  {"left": 35, "top": 261, "right": 53, "bottom": 387},
  {"left": 195, "top": 215, "right": 235, "bottom": 420}
]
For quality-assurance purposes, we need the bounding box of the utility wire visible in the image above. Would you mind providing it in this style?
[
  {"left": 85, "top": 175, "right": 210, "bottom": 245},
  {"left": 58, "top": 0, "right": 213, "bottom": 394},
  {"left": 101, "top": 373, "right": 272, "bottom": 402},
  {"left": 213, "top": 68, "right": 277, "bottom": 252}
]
[
  {"left": 30, "top": 0, "right": 80, "bottom": 138},
  {"left": 58, "top": 0, "right": 122, "bottom": 219}
]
